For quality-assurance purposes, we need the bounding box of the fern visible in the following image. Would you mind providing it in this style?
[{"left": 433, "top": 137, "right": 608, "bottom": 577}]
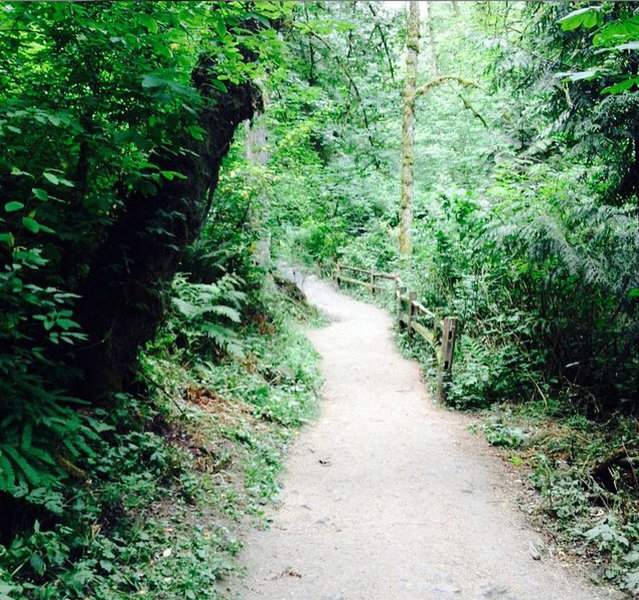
[
  {"left": 417, "top": 160, "right": 639, "bottom": 411},
  {"left": 167, "top": 273, "right": 246, "bottom": 356}
]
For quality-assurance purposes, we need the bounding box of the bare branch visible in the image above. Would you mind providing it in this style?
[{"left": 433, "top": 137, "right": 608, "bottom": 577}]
[
  {"left": 307, "top": 29, "right": 381, "bottom": 169},
  {"left": 445, "top": 82, "right": 489, "bottom": 129},
  {"left": 368, "top": 3, "right": 396, "bottom": 83}
]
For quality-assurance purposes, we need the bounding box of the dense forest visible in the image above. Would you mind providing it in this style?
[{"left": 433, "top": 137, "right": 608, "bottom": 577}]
[{"left": 0, "top": 1, "right": 638, "bottom": 598}]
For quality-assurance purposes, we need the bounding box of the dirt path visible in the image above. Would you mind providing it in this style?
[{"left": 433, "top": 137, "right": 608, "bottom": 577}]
[{"left": 227, "top": 275, "right": 620, "bottom": 600}]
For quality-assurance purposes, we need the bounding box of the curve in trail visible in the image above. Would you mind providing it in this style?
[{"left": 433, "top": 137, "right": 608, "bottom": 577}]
[{"left": 229, "top": 275, "right": 620, "bottom": 600}]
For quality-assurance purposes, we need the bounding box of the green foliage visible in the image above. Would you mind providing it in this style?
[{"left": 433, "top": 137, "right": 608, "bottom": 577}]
[
  {"left": 292, "top": 6, "right": 638, "bottom": 589},
  {"left": 558, "top": 4, "right": 639, "bottom": 95},
  {"left": 470, "top": 404, "right": 639, "bottom": 591},
  {"left": 0, "top": 277, "right": 321, "bottom": 599},
  {"left": 0, "top": 2, "right": 300, "bottom": 597},
  {"left": 0, "top": 0, "right": 292, "bottom": 496},
  {"left": 417, "top": 161, "right": 639, "bottom": 413},
  {"left": 264, "top": 2, "right": 402, "bottom": 270},
  {"left": 0, "top": 243, "right": 98, "bottom": 504},
  {"left": 168, "top": 273, "right": 246, "bottom": 357}
]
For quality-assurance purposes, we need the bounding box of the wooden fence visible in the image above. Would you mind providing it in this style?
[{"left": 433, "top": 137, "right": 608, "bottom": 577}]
[{"left": 336, "top": 261, "right": 458, "bottom": 403}]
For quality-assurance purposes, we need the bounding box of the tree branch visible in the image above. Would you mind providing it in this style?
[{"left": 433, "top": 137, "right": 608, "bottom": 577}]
[
  {"left": 307, "top": 29, "right": 381, "bottom": 169},
  {"left": 446, "top": 82, "right": 489, "bottom": 128},
  {"left": 415, "top": 75, "right": 480, "bottom": 96},
  {"left": 368, "top": 3, "right": 396, "bottom": 83},
  {"left": 303, "top": 5, "right": 316, "bottom": 85}
]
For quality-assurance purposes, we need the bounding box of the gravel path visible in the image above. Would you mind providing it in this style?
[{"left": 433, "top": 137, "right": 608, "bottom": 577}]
[{"left": 227, "top": 275, "right": 621, "bottom": 600}]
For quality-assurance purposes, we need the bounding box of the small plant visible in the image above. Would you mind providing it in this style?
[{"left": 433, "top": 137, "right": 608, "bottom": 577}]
[{"left": 483, "top": 422, "right": 528, "bottom": 449}]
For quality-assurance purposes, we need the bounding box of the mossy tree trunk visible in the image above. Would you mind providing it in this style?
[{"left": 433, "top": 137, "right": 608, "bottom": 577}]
[
  {"left": 399, "top": 0, "right": 420, "bottom": 259},
  {"left": 76, "top": 61, "right": 262, "bottom": 399}
]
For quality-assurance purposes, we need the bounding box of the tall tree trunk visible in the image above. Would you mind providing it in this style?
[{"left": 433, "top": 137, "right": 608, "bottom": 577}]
[
  {"left": 451, "top": 1, "right": 460, "bottom": 17},
  {"left": 245, "top": 120, "right": 272, "bottom": 274},
  {"left": 76, "top": 60, "right": 262, "bottom": 399},
  {"left": 399, "top": 0, "right": 420, "bottom": 258}
]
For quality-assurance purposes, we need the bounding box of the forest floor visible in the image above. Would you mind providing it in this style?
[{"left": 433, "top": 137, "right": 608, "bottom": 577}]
[{"left": 225, "top": 274, "right": 623, "bottom": 600}]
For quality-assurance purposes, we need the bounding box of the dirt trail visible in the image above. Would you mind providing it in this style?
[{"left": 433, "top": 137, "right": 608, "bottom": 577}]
[{"left": 228, "top": 275, "right": 620, "bottom": 600}]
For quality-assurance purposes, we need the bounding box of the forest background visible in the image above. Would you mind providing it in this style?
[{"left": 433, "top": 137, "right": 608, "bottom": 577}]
[{"left": 0, "top": 1, "right": 638, "bottom": 598}]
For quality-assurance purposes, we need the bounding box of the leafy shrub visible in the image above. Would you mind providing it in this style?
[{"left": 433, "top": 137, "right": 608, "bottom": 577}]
[{"left": 0, "top": 241, "right": 102, "bottom": 515}]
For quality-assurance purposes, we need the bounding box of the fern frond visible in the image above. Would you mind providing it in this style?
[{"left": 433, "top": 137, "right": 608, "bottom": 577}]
[
  {"left": 21, "top": 421, "right": 33, "bottom": 451},
  {"left": 208, "top": 304, "right": 241, "bottom": 323},
  {"left": 0, "top": 451, "right": 16, "bottom": 490},
  {"left": 3, "top": 445, "right": 41, "bottom": 486}
]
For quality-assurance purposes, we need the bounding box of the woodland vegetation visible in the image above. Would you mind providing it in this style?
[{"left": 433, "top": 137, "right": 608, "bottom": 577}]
[{"left": 0, "top": 1, "right": 638, "bottom": 598}]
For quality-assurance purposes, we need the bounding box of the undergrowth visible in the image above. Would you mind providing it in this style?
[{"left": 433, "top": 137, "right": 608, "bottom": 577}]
[
  {"left": 474, "top": 405, "right": 639, "bottom": 594},
  {"left": 0, "top": 277, "right": 322, "bottom": 600}
]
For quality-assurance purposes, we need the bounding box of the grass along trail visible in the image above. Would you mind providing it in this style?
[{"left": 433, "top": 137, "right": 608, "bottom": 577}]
[{"left": 227, "top": 274, "right": 621, "bottom": 600}]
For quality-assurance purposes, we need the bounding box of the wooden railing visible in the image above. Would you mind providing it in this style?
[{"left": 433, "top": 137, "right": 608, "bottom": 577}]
[
  {"left": 335, "top": 262, "right": 397, "bottom": 294},
  {"left": 336, "top": 261, "right": 458, "bottom": 403}
]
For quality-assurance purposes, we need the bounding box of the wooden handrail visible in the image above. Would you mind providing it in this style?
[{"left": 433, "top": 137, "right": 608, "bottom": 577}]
[
  {"left": 339, "top": 264, "right": 397, "bottom": 280},
  {"left": 336, "top": 260, "right": 459, "bottom": 404},
  {"left": 374, "top": 272, "right": 399, "bottom": 281},
  {"left": 339, "top": 264, "right": 371, "bottom": 275},
  {"left": 411, "top": 300, "right": 436, "bottom": 320},
  {"left": 336, "top": 261, "right": 397, "bottom": 295}
]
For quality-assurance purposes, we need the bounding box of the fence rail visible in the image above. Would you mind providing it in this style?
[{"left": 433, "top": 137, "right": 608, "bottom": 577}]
[
  {"left": 336, "top": 261, "right": 458, "bottom": 403},
  {"left": 335, "top": 262, "right": 395, "bottom": 294}
]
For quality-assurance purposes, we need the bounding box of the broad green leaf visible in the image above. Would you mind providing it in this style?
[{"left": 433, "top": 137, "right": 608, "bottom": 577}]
[
  {"left": 0, "top": 233, "right": 14, "bottom": 246},
  {"left": 5, "top": 201, "right": 24, "bottom": 212},
  {"left": 211, "top": 79, "right": 228, "bottom": 93},
  {"left": 43, "top": 172, "right": 59, "bottom": 185},
  {"left": 629, "top": 288, "right": 639, "bottom": 298},
  {"left": 22, "top": 217, "right": 40, "bottom": 233},
  {"left": 32, "top": 188, "right": 49, "bottom": 201},
  {"left": 29, "top": 554, "right": 46, "bottom": 576},
  {"left": 141, "top": 73, "right": 196, "bottom": 99},
  {"left": 558, "top": 6, "right": 602, "bottom": 31},
  {"left": 188, "top": 125, "right": 206, "bottom": 141},
  {"left": 56, "top": 318, "right": 80, "bottom": 331},
  {"left": 602, "top": 78, "right": 639, "bottom": 95},
  {"left": 11, "top": 167, "right": 33, "bottom": 178},
  {"left": 139, "top": 14, "right": 158, "bottom": 34},
  {"left": 38, "top": 223, "right": 55, "bottom": 234},
  {"left": 153, "top": 41, "right": 172, "bottom": 60},
  {"left": 160, "top": 170, "right": 187, "bottom": 181},
  {"left": 142, "top": 74, "right": 165, "bottom": 89},
  {"left": 594, "top": 16, "right": 639, "bottom": 47}
]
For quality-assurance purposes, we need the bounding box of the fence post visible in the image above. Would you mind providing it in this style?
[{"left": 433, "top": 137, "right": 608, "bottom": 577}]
[
  {"left": 336, "top": 261, "right": 342, "bottom": 288},
  {"left": 437, "top": 317, "right": 458, "bottom": 403},
  {"left": 407, "top": 291, "right": 416, "bottom": 338},
  {"left": 370, "top": 269, "right": 376, "bottom": 295},
  {"left": 397, "top": 285, "right": 406, "bottom": 328}
]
